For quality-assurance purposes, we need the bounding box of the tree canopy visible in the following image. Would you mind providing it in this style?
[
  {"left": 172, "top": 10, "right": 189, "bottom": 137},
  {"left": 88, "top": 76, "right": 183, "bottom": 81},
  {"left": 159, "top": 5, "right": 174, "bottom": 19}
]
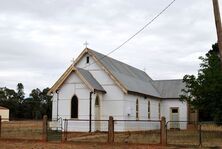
[
  {"left": 0, "top": 83, "right": 52, "bottom": 120},
  {"left": 181, "top": 43, "right": 222, "bottom": 122}
]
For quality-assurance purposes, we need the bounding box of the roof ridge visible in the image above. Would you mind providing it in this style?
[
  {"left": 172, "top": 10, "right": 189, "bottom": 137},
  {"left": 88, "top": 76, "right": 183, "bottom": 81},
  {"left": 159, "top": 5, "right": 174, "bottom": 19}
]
[
  {"left": 88, "top": 49, "right": 148, "bottom": 74},
  {"left": 88, "top": 48, "right": 161, "bottom": 97}
]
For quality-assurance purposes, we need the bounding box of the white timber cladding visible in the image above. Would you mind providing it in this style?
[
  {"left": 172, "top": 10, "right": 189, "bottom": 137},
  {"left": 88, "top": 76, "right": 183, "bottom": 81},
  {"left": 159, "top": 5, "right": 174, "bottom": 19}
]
[
  {"left": 123, "top": 94, "right": 160, "bottom": 120},
  {"left": 121, "top": 94, "right": 161, "bottom": 131},
  {"left": 51, "top": 51, "right": 188, "bottom": 131},
  {"left": 76, "top": 53, "right": 125, "bottom": 120},
  {"left": 52, "top": 94, "right": 57, "bottom": 119},
  {"left": 52, "top": 72, "right": 91, "bottom": 119},
  {"left": 161, "top": 99, "right": 188, "bottom": 129}
]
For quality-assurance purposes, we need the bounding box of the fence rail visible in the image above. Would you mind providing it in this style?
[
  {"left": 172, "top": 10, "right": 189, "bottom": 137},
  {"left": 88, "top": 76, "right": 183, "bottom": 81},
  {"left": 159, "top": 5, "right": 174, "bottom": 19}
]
[
  {"left": 1, "top": 120, "right": 43, "bottom": 140},
  {"left": 166, "top": 121, "right": 199, "bottom": 146},
  {"left": 0, "top": 115, "right": 221, "bottom": 148},
  {"left": 166, "top": 121, "right": 222, "bottom": 147},
  {"left": 63, "top": 118, "right": 161, "bottom": 144},
  {"left": 63, "top": 119, "right": 109, "bottom": 143},
  {"left": 113, "top": 119, "right": 161, "bottom": 144},
  {"left": 200, "top": 122, "right": 222, "bottom": 147}
]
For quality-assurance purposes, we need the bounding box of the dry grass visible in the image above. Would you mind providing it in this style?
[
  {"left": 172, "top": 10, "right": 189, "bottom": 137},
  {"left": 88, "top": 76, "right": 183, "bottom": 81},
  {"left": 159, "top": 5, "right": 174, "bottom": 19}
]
[
  {"left": 0, "top": 140, "right": 167, "bottom": 149},
  {"left": 167, "top": 124, "right": 222, "bottom": 147},
  {"left": 201, "top": 124, "right": 222, "bottom": 147},
  {"left": 114, "top": 131, "right": 160, "bottom": 144},
  {"left": 66, "top": 125, "right": 222, "bottom": 148},
  {"left": 1, "top": 120, "right": 42, "bottom": 140},
  {"left": 66, "top": 130, "right": 160, "bottom": 144},
  {"left": 167, "top": 129, "right": 199, "bottom": 145},
  {"left": 1, "top": 121, "right": 222, "bottom": 148}
]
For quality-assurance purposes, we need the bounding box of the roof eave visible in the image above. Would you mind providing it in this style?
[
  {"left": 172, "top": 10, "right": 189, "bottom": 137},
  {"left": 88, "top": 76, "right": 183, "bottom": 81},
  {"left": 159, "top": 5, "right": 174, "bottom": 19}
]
[
  {"left": 127, "top": 90, "right": 161, "bottom": 99},
  {"left": 94, "top": 89, "right": 106, "bottom": 94}
]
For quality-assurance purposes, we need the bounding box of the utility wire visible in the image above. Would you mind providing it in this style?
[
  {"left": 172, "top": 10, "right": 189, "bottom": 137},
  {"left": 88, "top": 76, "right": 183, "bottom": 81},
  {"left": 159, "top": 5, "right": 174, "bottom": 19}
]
[{"left": 83, "top": 0, "right": 177, "bottom": 69}]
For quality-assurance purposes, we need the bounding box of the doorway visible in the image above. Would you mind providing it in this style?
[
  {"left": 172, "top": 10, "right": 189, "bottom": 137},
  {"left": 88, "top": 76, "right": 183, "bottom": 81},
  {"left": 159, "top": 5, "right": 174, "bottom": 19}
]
[
  {"left": 95, "top": 94, "right": 100, "bottom": 131},
  {"left": 170, "top": 107, "right": 179, "bottom": 129}
]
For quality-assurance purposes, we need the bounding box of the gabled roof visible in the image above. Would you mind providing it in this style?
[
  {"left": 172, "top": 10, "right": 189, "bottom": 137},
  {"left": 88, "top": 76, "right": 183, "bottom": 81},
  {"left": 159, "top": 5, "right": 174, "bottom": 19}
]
[
  {"left": 77, "top": 68, "right": 106, "bottom": 93},
  {"left": 85, "top": 48, "right": 161, "bottom": 98},
  {"left": 49, "top": 48, "right": 185, "bottom": 99},
  {"left": 48, "top": 65, "right": 106, "bottom": 94},
  {"left": 152, "top": 79, "right": 185, "bottom": 98}
]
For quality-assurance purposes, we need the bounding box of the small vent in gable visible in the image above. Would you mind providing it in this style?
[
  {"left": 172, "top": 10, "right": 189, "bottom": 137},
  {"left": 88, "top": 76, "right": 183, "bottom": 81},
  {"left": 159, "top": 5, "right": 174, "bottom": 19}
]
[{"left": 86, "top": 56, "right": 89, "bottom": 63}]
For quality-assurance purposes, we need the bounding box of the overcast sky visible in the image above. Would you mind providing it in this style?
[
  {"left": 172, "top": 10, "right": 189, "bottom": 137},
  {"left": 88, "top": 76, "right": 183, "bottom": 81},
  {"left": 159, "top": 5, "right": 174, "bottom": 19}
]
[{"left": 0, "top": 0, "right": 221, "bottom": 95}]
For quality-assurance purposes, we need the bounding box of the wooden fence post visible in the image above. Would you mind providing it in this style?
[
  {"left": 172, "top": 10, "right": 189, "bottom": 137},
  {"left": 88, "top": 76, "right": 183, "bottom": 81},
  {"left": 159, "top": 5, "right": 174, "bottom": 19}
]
[
  {"left": 161, "top": 116, "right": 167, "bottom": 146},
  {"left": 0, "top": 116, "right": 1, "bottom": 138},
  {"left": 108, "top": 116, "right": 114, "bottom": 143},
  {"left": 43, "top": 115, "right": 48, "bottom": 142}
]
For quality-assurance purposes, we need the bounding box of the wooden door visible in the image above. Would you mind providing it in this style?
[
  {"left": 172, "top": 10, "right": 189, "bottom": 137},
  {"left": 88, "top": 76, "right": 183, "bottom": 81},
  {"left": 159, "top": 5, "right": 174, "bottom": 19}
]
[{"left": 170, "top": 108, "right": 179, "bottom": 129}]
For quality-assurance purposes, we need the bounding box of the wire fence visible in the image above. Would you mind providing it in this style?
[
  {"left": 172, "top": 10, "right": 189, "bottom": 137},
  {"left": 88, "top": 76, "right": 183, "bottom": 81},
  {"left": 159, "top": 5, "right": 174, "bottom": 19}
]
[
  {"left": 200, "top": 122, "right": 222, "bottom": 147},
  {"left": 0, "top": 116, "right": 221, "bottom": 148},
  {"left": 166, "top": 121, "right": 222, "bottom": 147},
  {"left": 64, "top": 119, "right": 109, "bottom": 143},
  {"left": 1, "top": 119, "right": 42, "bottom": 140},
  {"left": 47, "top": 118, "right": 63, "bottom": 141},
  {"left": 166, "top": 121, "right": 199, "bottom": 146},
  {"left": 63, "top": 119, "right": 161, "bottom": 144},
  {"left": 113, "top": 120, "right": 161, "bottom": 144}
]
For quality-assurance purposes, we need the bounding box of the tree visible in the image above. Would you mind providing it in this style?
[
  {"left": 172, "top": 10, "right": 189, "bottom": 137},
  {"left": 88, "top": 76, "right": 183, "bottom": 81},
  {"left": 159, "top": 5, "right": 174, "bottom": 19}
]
[
  {"left": 17, "top": 83, "right": 25, "bottom": 100},
  {"left": 0, "top": 86, "right": 21, "bottom": 119},
  {"left": 181, "top": 43, "right": 222, "bottom": 122},
  {"left": 28, "top": 88, "right": 52, "bottom": 119},
  {"left": 0, "top": 84, "right": 52, "bottom": 120}
]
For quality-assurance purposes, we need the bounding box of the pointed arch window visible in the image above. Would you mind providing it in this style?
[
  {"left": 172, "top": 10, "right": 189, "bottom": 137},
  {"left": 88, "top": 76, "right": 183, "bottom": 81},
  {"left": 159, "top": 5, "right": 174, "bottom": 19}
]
[
  {"left": 95, "top": 94, "right": 100, "bottom": 106},
  {"left": 136, "top": 99, "right": 139, "bottom": 120},
  {"left": 148, "top": 100, "right": 151, "bottom": 119},
  {"left": 158, "top": 102, "right": 161, "bottom": 119},
  {"left": 71, "top": 95, "right": 78, "bottom": 118}
]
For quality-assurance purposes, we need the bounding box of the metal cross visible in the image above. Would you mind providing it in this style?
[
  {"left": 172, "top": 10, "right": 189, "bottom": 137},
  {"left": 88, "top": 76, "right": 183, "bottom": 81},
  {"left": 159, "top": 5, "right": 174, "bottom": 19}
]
[
  {"left": 71, "top": 57, "right": 75, "bottom": 64},
  {"left": 83, "top": 41, "right": 89, "bottom": 48}
]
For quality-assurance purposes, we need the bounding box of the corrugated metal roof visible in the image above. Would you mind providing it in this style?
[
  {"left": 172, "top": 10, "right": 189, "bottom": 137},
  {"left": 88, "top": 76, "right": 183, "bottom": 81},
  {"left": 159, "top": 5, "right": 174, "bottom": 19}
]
[
  {"left": 77, "top": 67, "right": 106, "bottom": 93},
  {"left": 152, "top": 79, "right": 185, "bottom": 98},
  {"left": 88, "top": 49, "right": 161, "bottom": 97}
]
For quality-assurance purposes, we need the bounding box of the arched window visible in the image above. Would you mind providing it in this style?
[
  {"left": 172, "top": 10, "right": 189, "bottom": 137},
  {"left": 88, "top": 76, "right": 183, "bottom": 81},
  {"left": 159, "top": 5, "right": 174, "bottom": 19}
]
[
  {"left": 148, "top": 100, "right": 151, "bottom": 119},
  {"left": 136, "top": 99, "right": 139, "bottom": 120},
  {"left": 158, "top": 102, "right": 161, "bottom": 119},
  {"left": 71, "top": 95, "right": 78, "bottom": 118},
  {"left": 95, "top": 94, "right": 100, "bottom": 106}
]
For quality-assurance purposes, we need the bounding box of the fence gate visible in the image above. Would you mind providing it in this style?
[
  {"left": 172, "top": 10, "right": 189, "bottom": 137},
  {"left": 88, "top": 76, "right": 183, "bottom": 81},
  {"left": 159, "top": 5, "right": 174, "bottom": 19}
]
[{"left": 47, "top": 118, "right": 63, "bottom": 141}]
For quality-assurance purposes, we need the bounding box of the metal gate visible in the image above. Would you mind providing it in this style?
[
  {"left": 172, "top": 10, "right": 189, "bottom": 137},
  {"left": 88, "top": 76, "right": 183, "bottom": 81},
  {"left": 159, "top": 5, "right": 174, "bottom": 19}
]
[{"left": 47, "top": 117, "right": 63, "bottom": 141}]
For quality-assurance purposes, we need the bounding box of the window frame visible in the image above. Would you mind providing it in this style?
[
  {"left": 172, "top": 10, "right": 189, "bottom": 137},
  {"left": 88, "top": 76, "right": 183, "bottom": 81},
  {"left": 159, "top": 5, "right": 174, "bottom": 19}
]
[
  {"left": 86, "top": 56, "right": 89, "bottom": 63},
  {"left": 148, "top": 100, "right": 151, "bottom": 119},
  {"left": 136, "top": 99, "right": 139, "bottom": 120},
  {"left": 71, "top": 95, "right": 78, "bottom": 119}
]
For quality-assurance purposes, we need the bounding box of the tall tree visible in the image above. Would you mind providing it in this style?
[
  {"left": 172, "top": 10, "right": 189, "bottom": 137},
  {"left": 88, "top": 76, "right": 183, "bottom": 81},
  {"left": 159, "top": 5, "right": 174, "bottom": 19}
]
[
  {"left": 17, "top": 83, "right": 25, "bottom": 101},
  {"left": 181, "top": 43, "right": 222, "bottom": 122}
]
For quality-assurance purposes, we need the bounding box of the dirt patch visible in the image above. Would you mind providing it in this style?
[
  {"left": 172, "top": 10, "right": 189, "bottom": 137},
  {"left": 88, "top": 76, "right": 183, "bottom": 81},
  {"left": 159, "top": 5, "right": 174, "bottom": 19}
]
[{"left": 0, "top": 140, "right": 168, "bottom": 149}]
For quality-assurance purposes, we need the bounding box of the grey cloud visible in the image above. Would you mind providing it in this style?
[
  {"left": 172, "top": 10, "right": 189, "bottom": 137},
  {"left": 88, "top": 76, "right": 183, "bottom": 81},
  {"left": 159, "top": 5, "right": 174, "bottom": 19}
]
[{"left": 0, "top": 0, "right": 221, "bottom": 95}]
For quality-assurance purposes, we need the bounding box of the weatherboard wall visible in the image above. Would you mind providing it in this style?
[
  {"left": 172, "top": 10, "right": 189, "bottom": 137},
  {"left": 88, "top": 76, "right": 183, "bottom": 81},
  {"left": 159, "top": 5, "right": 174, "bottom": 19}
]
[
  {"left": 75, "top": 53, "right": 125, "bottom": 120},
  {"left": 161, "top": 99, "right": 188, "bottom": 129}
]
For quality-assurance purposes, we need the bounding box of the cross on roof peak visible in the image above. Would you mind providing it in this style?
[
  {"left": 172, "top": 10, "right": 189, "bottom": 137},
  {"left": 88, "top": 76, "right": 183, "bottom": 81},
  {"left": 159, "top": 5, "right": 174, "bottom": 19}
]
[
  {"left": 71, "top": 57, "right": 75, "bottom": 64},
  {"left": 83, "top": 41, "right": 89, "bottom": 48}
]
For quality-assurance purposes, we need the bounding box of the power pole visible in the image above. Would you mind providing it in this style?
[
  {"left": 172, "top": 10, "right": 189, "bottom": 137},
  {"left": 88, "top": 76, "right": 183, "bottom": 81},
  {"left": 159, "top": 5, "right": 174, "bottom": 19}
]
[{"left": 212, "top": 0, "right": 222, "bottom": 67}]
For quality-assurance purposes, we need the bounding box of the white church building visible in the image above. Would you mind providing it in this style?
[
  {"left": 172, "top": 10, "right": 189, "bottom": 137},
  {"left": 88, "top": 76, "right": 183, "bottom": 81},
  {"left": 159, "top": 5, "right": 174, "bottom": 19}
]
[{"left": 48, "top": 48, "right": 193, "bottom": 132}]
